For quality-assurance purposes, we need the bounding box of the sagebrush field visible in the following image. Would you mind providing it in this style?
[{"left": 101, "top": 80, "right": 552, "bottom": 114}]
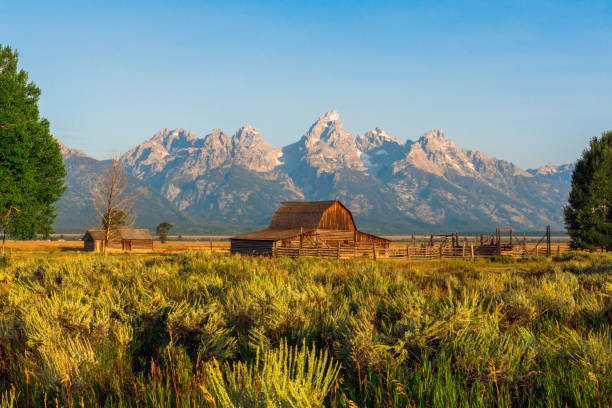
[{"left": 0, "top": 251, "right": 610, "bottom": 407}]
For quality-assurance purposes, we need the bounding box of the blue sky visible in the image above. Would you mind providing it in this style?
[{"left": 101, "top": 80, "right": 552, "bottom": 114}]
[{"left": 1, "top": 0, "right": 610, "bottom": 168}]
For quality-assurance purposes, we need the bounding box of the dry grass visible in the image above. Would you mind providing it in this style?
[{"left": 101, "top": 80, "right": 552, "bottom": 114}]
[{"left": 1, "top": 240, "right": 231, "bottom": 259}]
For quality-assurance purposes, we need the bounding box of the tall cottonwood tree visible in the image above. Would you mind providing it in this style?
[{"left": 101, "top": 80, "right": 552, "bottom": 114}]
[
  {"left": 92, "top": 157, "right": 135, "bottom": 253},
  {"left": 564, "top": 131, "right": 612, "bottom": 251},
  {"left": 0, "top": 45, "right": 66, "bottom": 250}
]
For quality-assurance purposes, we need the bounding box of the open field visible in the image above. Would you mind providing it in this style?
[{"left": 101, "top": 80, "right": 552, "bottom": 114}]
[
  {"left": 0, "top": 249, "right": 610, "bottom": 407},
  {"left": 2, "top": 239, "right": 571, "bottom": 261},
  {"left": 0, "top": 240, "right": 232, "bottom": 259},
  {"left": 49, "top": 234, "right": 572, "bottom": 243}
]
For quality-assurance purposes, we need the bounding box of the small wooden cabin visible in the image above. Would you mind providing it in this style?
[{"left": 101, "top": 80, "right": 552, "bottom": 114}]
[
  {"left": 83, "top": 228, "right": 154, "bottom": 252},
  {"left": 230, "top": 200, "right": 389, "bottom": 255}
]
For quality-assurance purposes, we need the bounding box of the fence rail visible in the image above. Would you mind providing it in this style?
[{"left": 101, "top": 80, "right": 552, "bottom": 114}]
[{"left": 267, "top": 242, "right": 571, "bottom": 260}]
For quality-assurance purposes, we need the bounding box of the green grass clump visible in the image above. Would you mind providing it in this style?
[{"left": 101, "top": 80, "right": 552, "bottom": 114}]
[{"left": 0, "top": 251, "right": 610, "bottom": 407}]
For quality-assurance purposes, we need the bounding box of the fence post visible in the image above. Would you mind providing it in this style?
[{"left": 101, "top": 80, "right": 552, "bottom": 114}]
[
  {"left": 209, "top": 237, "right": 213, "bottom": 252},
  {"left": 273, "top": 241, "right": 277, "bottom": 257},
  {"left": 372, "top": 243, "right": 376, "bottom": 260},
  {"left": 557, "top": 245, "right": 560, "bottom": 256},
  {"left": 439, "top": 245, "right": 443, "bottom": 259},
  {"left": 337, "top": 241, "right": 340, "bottom": 259},
  {"left": 536, "top": 246, "right": 539, "bottom": 256},
  {"left": 470, "top": 244, "right": 474, "bottom": 259},
  {"left": 300, "top": 227, "right": 303, "bottom": 250}
]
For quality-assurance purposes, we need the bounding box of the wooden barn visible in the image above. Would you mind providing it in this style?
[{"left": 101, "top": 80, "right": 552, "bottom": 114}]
[
  {"left": 230, "top": 200, "right": 389, "bottom": 256},
  {"left": 83, "top": 228, "right": 154, "bottom": 252}
]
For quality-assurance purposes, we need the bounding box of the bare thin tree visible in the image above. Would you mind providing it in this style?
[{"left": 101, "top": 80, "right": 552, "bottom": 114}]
[{"left": 91, "top": 156, "right": 135, "bottom": 254}]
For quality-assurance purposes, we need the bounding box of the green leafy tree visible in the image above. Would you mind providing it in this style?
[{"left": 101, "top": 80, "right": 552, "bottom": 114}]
[
  {"left": 0, "top": 45, "right": 65, "bottom": 249},
  {"left": 102, "top": 210, "right": 127, "bottom": 230},
  {"left": 564, "top": 131, "right": 612, "bottom": 251},
  {"left": 156, "top": 222, "right": 173, "bottom": 243}
]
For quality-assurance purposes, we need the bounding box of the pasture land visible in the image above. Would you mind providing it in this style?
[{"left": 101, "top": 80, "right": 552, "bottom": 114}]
[
  {"left": 1, "top": 238, "right": 570, "bottom": 260},
  {"left": 0, "top": 249, "right": 610, "bottom": 407},
  {"left": 0, "top": 240, "right": 232, "bottom": 259}
]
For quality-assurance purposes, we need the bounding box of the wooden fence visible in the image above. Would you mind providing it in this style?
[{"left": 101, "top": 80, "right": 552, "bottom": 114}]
[
  {"left": 191, "top": 235, "right": 570, "bottom": 261},
  {"left": 270, "top": 242, "right": 571, "bottom": 260}
]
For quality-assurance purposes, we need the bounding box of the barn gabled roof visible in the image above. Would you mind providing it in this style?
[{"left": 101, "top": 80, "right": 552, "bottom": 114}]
[
  {"left": 117, "top": 228, "right": 153, "bottom": 240},
  {"left": 84, "top": 230, "right": 106, "bottom": 240},
  {"left": 268, "top": 200, "right": 356, "bottom": 230},
  {"left": 84, "top": 228, "right": 153, "bottom": 240},
  {"left": 231, "top": 200, "right": 377, "bottom": 242}
]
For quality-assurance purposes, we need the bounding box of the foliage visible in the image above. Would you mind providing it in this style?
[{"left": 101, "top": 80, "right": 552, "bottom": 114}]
[
  {"left": 156, "top": 222, "right": 173, "bottom": 243},
  {"left": 0, "top": 252, "right": 610, "bottom": 407},
  {"left": 101, "top": 209, "right": 127, "bottom": 230},
  {"left": 203, "top": 339, "right": 340, "bottom": 407},
  {"left": 564, "top": 131, "right": 612, "bottom": 251},
  {"left": 0, "top": 44, "right": 66, "bottom": 240}
]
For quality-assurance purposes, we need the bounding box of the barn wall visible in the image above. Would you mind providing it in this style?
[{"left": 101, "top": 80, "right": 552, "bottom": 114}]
[
  {"left": 130, "top": 240, "right": 153, "bottom": 250},
  {"left": 280, "top": 230, "right": 388, "bottom": 248},
  {"left": 355, "top": 231, "right": 389, "bottom": 247},
  {"left": 83, "top": 237, "right": 95, "bottom": 251},
  {"left": 318, "top": 202, "right": 356, "bottom": 231},
  {"left": 106, "top": 239, "right": 124, "bottom": 250},
  {"left": 231, "top": 239, "right": 274, "bottom": 255}
]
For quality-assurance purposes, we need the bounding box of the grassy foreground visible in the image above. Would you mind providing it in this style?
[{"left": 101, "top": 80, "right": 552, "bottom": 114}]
[{"left": 0, "top": 252, "right": 610, "bottom": 407}]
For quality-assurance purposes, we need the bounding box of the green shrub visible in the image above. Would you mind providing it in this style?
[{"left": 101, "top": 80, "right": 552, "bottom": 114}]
[
  {"left": 491, "top": 255, "right": 516, "bottom": 264},
  {"left": 202, "top": 339, "right": 340, "bottom": 407}
]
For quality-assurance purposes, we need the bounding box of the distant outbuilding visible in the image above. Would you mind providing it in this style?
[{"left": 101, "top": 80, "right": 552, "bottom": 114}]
[
  {"left": 83, "top": 228, "right": 154, "bottom": 252},
  {"left": 230, "top": 200, "right": 389, "bottom": 255}
]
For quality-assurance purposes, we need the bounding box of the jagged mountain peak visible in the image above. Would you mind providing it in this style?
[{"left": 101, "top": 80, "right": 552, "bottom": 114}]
[
  {"left": 232, "top": 125, "right": 264, "bottom": 146},
  {"left": 150, "top": 128, "right": 199, "bottom": 153},
  {"left": 318, "top": 109, "right": 340, "bottom": 123},
  {"left": 285, "top": 110, "right": 364, "bottom": 173},
  {"left": 305, "top": 110, "right": 346, "bottom": 141},
  {"left": 356, "top": 127, "right": 402, "bottom": 152},
  {"left": 419, "top": 128, "right": 455, "bottom": 151},
  {"left": 227, "top": 125, "right": 281, "bottom": 172},
  {"left": 202, "top": 129, "right": 231, "bottom": 148}
]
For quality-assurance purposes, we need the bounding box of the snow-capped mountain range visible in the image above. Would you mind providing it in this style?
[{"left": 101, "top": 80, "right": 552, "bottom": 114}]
[{"left": 55, "top": 111, "right": 573, "bottom": 233}]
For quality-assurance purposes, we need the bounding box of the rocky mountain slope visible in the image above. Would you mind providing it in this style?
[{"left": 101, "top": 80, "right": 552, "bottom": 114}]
[
  {"left": 94, "top": 110, "right": 573, "bottom": 233},
  {"left": 55, "top": 142, "right": 189, "bottom": 232}
]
